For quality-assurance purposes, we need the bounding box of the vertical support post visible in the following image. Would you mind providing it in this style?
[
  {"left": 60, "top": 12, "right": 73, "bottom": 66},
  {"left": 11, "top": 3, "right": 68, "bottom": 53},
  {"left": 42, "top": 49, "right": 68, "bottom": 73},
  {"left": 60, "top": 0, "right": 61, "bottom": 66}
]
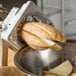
[
  {"left": 0, "top": 39, "right": 2, "bottom": 66},
  {"left": 2, "top": 39, "right": 9, "bottom": 66},
  {"left": 61, "top": 0, "right": 65, "bottom": 35},
  {"left": 41, "top": 0, "right": 44, "bottom": 11}
]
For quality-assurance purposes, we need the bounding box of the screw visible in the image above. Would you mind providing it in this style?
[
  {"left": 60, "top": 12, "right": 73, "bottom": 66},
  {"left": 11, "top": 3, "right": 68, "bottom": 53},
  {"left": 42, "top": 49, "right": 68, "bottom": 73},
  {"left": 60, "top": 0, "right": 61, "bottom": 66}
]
[{"left": 9, "top": 35, "right": 15, "bottom": 41}]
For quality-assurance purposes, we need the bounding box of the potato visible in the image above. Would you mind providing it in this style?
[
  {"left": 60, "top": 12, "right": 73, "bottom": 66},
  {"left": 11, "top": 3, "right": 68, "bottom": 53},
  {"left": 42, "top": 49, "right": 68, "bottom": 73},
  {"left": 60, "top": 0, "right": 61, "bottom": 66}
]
[
  {"left": 42, "top": 71, "right": 58, "bottom": 76},
  {"left": 71, "top": 73, "right": 76, "bottom": 76},
  {"left": 21, "top": 22, "right": 66, "bottom": 51},
  {"left": 49, "top": 60, "right": 73, "bottom": 76}
]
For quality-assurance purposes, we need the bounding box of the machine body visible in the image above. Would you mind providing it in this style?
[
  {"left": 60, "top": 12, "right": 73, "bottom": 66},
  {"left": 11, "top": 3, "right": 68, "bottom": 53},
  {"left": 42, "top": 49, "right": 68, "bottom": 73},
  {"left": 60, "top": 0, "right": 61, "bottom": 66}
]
[
  {"left": 0, "top": 2, "right": 60, "bottom": 76},
  {"left": 0, "top": 1, "right": 53, "bottom": 50}
]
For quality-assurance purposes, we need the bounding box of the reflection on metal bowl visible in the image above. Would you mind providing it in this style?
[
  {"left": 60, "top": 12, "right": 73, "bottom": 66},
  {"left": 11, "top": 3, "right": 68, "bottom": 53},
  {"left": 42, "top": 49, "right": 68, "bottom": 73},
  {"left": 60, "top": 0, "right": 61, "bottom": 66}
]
[
  {"left": 14, "top": 47, "right": 61, "bottom": 76},
  {"left": 61, "top": 40, "right": 76, "bottom": 67}
]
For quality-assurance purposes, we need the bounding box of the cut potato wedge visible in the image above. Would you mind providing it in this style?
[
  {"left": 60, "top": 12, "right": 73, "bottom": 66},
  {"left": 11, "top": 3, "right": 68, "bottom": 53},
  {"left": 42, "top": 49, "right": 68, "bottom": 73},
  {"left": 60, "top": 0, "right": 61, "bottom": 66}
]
[
  {"left": 43, "top": 73, "right": 58, "bottom": 76},
  {"left": 42, "top": 71, "right": 59, "bottom": 76},
  {"left": 49, "top": 60, "right": 73, "bottom": 76},
  {"left": 42, "top": 38, "right": 62, "bottom": 51},
  {"left": 71, "top": 73, "right": 76, "bottom": 76},
  {"left": 22, "top": 30, "right": 62, "bottom": 51},
  {"left": 22, "top": 22, "right": 66, "bottom": 43},
  {"left": 21, "top": 22, "right": 66, "bottom": 51}
]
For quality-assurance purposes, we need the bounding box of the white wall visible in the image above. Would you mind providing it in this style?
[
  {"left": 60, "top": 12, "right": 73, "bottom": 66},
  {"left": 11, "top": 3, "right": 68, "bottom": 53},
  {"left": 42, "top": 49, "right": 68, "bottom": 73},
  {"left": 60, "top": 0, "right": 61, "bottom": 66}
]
[
  {"left": 37, "top": 0, "right": 62, "bottom": 32},
  {"left": 64, "top": 0, "right": 76, "bottom": 39},
  {"left": 48, "top": 13, "right": 62, "bottom": 32},
  {"left": 38, "top": 0, "right": 76, "bottom": 39}
]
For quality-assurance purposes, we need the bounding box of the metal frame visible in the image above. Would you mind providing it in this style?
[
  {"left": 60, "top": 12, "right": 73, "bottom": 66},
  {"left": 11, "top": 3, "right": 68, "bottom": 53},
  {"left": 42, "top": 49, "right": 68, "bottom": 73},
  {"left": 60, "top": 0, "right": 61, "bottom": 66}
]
[
  {"left": 61, "top": 0, "right": 65, "bottom": 35},
  {"left": 1, "top": 1, "right": 53, "bottom": 66},
  {"left": 1, "top": 1, "right": 53, "bottom": 51},
  {"left": 2, "top": 40, "right": 9, "bottom": 66}
]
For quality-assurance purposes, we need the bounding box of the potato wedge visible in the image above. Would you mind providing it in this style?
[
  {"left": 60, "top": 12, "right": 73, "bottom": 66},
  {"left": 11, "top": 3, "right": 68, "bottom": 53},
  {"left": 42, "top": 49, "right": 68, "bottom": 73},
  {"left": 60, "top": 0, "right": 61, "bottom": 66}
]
[
  {"left": 22, "top": 22, "right": 66, "bottom": 43},
  {"left": 71, "top": 73, "right": 76, "bottom": 76},
  {"left": 42, "top": 70, "right": 59, "bottom": 76},
  {"left": 21, "top": 22, "right": 66, "bottom": 51},
  {"left": 49, "top": 60, "right": 73, "bottom": 76},
  {"left": 22, "top": 30, "right": 62, "bottom": 51}
]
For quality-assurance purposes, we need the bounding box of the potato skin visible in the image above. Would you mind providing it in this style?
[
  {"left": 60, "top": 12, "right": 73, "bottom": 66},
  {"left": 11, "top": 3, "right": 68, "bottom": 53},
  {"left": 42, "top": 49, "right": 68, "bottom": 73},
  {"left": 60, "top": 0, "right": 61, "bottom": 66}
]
[{"left": 21, "top": 22, "right": 66, "bottom": 50}]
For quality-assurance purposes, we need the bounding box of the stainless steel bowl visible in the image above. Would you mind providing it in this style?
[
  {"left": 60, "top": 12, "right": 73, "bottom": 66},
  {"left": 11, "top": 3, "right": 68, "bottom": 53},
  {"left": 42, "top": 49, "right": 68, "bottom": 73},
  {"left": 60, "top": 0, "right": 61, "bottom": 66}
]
[
  {"left": 14, "top": 47, "right": 61, "bottom": 76},
  {"left": 61, "top": 40, "right": 76, "bottom": 66},
  {"left": 14, "top": 40, "right": 76, "bottom": 76}
]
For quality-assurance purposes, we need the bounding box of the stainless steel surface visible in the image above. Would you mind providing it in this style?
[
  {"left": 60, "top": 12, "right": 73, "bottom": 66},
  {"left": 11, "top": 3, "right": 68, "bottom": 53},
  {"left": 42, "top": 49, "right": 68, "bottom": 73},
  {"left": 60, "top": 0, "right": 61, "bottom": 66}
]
[
  {"left": 14, "top": 47, "right": 61, "bottom": 76},
  {"left": 14, "top": 40, "right": 76, "bottom": 76},
  {"left": 61, "top": 40, "right": 76, "bottom": 67}
]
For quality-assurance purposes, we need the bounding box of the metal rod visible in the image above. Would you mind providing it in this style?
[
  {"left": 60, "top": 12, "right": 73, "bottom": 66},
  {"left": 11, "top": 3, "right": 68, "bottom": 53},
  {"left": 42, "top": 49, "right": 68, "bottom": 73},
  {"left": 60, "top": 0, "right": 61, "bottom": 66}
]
[
  {"left": 0, "top": 39, "right": 2, "bottom": 66},
  {"left": 41, "top": 0, "right": 44, "bottom": 11},
  {"left": 61, "top": 0, "right": 65, "bottom": 35},
  {"left": 2, "top": 40, "right": 9, "bottom": 66}
]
